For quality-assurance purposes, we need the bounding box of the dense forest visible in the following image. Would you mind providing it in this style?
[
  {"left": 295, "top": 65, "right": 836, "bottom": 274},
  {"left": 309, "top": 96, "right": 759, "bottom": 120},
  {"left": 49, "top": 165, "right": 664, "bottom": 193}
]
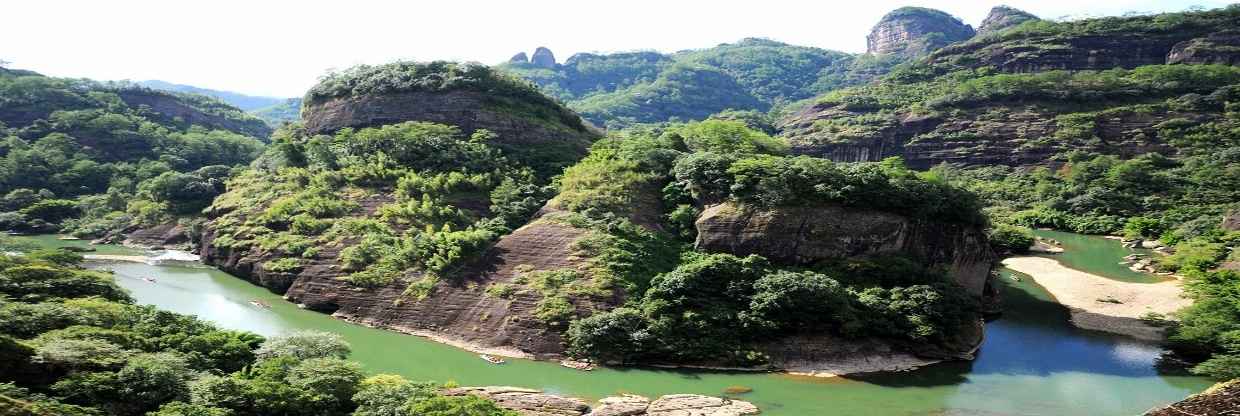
[{"left": 0, "top": 69, "right": 269, "bottom": 240}]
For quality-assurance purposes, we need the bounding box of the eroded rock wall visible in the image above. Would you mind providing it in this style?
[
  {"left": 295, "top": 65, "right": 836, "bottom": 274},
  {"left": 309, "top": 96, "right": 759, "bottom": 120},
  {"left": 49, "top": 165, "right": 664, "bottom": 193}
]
[{"left": 694, "top": 203, "right": 994, "bottom": 296}]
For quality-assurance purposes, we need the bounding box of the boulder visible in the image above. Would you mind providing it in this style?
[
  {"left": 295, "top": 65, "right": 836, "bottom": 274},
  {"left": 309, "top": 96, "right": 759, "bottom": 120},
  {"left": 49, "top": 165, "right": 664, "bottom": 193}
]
[
  {"left": 532, "top": 47, "right": 557, "bottom": 68},
  {"left": 694, "top": 203, "right": 994, "bottom": 296},
  {"left": 444, "top": 386, "right": 590, "bottom": 416}
]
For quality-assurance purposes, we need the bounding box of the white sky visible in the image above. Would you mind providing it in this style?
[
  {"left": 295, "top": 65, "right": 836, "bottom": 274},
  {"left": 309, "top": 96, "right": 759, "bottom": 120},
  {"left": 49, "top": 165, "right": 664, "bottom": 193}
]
[{"left": 2, "top": 0, "right": 1229, "bottom": 98}]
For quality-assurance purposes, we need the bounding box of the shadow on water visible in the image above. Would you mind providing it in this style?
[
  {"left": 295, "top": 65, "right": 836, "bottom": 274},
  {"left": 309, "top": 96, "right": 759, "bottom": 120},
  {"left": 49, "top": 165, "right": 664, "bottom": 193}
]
[{"left": 858, "top": 268, "right": 1180, "bottom": 389}]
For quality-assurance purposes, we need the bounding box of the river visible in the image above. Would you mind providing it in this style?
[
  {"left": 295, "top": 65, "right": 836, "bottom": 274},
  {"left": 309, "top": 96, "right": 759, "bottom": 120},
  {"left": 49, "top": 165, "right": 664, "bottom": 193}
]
[{"left": 22, "top": 234, "right": 1214, "bottom": 415}]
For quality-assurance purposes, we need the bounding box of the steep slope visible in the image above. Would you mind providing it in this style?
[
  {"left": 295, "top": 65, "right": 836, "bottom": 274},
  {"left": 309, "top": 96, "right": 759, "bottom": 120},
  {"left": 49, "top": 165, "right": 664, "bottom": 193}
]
[
  {"left": 250, "top": 97, "right": 302, "bottom": 126},
  {"left": 780, "top": 5, "right": 1240, "bottom": 169}
]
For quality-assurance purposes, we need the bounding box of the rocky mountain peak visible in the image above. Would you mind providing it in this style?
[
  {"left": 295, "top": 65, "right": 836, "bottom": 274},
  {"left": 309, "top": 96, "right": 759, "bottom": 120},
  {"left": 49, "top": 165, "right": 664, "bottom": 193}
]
[
  {"left": 531, "top": 46, "right": 557, "bottom": 68},
  {"left": 508, "top": 52, "right": 529, "bottom": 63},
  {"left": 866, "top": 7, "right": 975, "bottom": 57},
  {"left": 978, "top": 5, "right": 1039, "bottom": 35}
]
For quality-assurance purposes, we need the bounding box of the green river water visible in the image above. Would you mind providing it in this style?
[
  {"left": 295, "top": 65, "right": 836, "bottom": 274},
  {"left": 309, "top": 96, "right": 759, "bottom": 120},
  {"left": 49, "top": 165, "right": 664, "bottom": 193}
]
[{"left": 22, "top": 234, "right": 1214, "bottom": 415}]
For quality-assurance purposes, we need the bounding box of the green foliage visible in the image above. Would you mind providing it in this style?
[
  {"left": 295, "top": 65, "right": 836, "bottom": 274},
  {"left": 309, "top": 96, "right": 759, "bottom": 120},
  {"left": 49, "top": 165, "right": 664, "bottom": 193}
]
[
  {"left": 404, "top": 394, "right": 519, "bottom": 416},
  {"left": 306, "top": 61, "right": 584, "bottom": 132},
  {"left": 0, "top": 72, "right": 266, "bottom": 236},
  {"left": 566, "top": 252, "right": 977, "bottom": 365},
  {"left": 254, "top": 330, "right": 351, "bottom": 361},
  {"left": 0, "top": 257, "right": 509, "bottom": 415},
  {"left": 988, "top": 224, "right": 1035, "bottom": 253},
  {"left": 673, "top": 154, "right": 984, "bottom": 225},
  {"left": 500, "top": 38, "right": 894, "bottom": 127}
]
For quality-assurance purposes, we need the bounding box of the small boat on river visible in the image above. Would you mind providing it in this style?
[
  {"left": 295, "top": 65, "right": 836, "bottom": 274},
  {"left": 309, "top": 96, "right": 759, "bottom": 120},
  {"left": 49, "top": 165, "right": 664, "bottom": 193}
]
[
  {"left": 480, "top": 354, "right": 506, "bottom": 364},
  {"left": 249, "top": 300, "right": 270, "bottom": 309},
  {"left": 560, "top": 359, "right": 595, "bottom": 371},
  {"left": 142, "top": 277, "right": 156, "bottom": 283}
]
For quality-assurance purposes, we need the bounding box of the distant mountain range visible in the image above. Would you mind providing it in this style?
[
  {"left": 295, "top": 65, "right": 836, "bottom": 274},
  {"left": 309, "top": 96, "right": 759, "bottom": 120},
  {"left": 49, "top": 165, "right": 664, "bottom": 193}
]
[{"left": 137, "top": 80, "right": 288, "bottom": 111}]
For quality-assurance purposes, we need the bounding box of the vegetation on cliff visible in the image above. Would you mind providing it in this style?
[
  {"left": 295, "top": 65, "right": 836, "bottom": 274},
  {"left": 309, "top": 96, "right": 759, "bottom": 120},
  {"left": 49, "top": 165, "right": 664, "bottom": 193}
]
[
  {"left": 0, "top": 248, "right": 513, "bottom": 416},
  {"left": 0, "top": 70, "right": 268, "bottom": 238},
  {"left": 305, "top": 61, "right": 585, "bottom": 134},
  {"left": 545, "top": 121, "right": 984, "bottom": 365},
  {"left": 207, "top": 121, "right": 552, "bottom": 291}
]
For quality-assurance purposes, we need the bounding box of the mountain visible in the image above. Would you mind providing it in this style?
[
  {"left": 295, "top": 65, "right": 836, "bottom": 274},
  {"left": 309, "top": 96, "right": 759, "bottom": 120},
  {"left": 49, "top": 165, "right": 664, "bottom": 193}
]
[
  {"left": 500, "top": 7, "right": 999, "bottom": 129},
  {"left": 499, "top": 38, "right": 907, "bottom": 128},
  {"left": 138, "top": 80, "right": 287, "bottom": 111},
  {"left": 0, "top": 67, "right": 268, "bottom": 238}
]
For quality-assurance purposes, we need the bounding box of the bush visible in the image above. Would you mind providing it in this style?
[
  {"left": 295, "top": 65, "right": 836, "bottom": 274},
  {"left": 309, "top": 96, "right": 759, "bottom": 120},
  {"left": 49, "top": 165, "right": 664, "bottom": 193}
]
[{"left": 988, "top": 224, "right": 1035, "bottom": 253}]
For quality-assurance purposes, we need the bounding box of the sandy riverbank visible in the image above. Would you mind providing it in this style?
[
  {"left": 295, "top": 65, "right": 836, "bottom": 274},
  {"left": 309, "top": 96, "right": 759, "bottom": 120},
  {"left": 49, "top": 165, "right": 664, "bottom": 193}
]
[
  {"left": 1001, "top": 256, "right": 1189, "bottom": 341},
  {"left": 83, "top": 254, "right": 150, "bottom": 263}
]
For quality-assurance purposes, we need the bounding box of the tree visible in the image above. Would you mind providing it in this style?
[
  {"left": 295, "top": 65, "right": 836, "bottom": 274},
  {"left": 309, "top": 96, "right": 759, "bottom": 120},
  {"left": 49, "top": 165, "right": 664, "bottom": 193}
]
[
  {"left": 116, "top": 352, "right": 194, "bottom": 413},
  {"left": 285, "top": 357, "right": 364, "bottom": 414},
  {"left": 352, "top": 374, "right": 436, "bottom": 416},
  {"left": 404, "top": 395, "right": 519, "bottom": 416},
  {"left": 254, "top": 330, "right": 351, "bottom": 361},
  {"left": 147, "top": 401, "right": 234, "bottom": 416}
]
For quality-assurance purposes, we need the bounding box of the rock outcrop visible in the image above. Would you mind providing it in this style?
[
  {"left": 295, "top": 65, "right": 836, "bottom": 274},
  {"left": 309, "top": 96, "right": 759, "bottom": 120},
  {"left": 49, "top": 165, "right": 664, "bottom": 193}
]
[
  {"left": 443, "top": 387, "right": 761, "bottom": 416},
  {"left": 1144, "top": 380, "right": 1240, "bottom": 416},
  {"left": 532, "top": 47, "right": 558, "bottom": 68},
  {"left": 977, "top": 6, "right": 1039, "bottom": 35},
  {"left": 779, "top": 102, "right": 1195, "bottom": 168},
  {"left": 866, "top": 7, "right": 975, "bottom": 57},
  {"left": 301, "top": 89, "right": 597, "bottom": 173},
  {"left": 510, "top": 52, "right": 530, "bottom": 64},
  {"left": 1168, "top": 31, "right": 1240, "bottom": 65},
  {"left": 694, "top": 203, "right": 994, "bottom": 296},
  {"left": 927, "top": 9, "right": 1240, "bottom": 73}
]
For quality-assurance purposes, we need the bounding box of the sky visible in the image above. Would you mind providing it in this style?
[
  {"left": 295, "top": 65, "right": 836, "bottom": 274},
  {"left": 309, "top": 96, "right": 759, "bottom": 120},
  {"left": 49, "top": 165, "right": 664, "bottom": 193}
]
[{"left": 2, "top": 0, "right": 1231, "bottom": 98}]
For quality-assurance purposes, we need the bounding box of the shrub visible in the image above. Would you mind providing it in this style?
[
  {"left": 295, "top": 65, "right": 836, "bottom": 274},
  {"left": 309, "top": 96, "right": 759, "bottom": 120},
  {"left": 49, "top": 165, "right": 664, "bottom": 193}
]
[{"left": 988, "top": 224, "right": 1035, "bottom": 253}]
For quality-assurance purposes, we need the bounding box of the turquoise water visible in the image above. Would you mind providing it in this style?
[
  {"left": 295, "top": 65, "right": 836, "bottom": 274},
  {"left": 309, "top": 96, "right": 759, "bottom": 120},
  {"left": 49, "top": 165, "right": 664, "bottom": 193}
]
[
  {"left": 23, "top": 236, "right": 1214, "bottom": 415},
  {"left": 1031, "top": 229, "right": 1163, "bottom": 284}
]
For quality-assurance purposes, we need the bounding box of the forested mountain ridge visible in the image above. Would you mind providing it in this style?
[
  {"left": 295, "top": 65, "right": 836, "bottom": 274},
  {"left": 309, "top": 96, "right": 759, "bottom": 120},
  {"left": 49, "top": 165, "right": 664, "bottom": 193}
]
[
  {"left": 0, "top": 68, "right": 268, "bottom": 239},
  {"left": 137, "top": 80, "right": 286, "bottom": 111},
  {"left": 499, "top": 38, "right": 905, "bottom": 128},
  {"left": 499, "top": 6, "right": 1028, "bottom": 128}
]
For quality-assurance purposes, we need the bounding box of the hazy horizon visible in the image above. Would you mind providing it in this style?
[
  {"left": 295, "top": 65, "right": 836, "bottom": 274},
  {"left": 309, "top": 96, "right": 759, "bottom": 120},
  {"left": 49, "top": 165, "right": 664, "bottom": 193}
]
[{"left": 3, "top": 0, "right": 1229, "bottom": 98}]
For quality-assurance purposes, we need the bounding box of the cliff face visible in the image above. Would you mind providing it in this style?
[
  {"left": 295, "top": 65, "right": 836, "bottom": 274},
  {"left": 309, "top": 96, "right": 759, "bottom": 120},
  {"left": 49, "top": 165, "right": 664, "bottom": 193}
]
[
  {"left": 116, "top": 90, "right": 273, "bottom": 138},
  {"left": 928, "top": 9, "right": 1240, "bottom": 73},
  {"left": 201, "top": 209, "right": 614, "bottom": 357},
  {"left": 301, "top": 89, "right": 597, "bottom": 173},
  {"left": 694, "top": 203, "right": 994, "bottom": 296},
  {"left": 1168, "top": 31, "right": 1240, "bottom": 65},
  {"left": 977, "top": 6, "right": 1039, "bottom": 35},
  {"left": 866, "top": 7, "right": 976, "bottom": 57},
  {"left": 779, "top": 101, "right": 1194, "bottom": 168}
]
